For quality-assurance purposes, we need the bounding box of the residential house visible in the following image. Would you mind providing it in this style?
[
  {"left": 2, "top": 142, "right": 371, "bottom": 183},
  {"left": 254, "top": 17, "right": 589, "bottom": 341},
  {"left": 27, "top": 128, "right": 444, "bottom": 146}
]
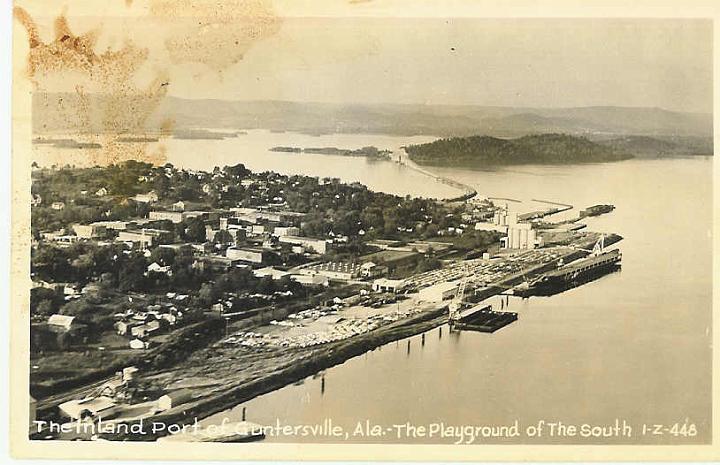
[
  {"left": 47, "top": 314, "right": 77, "bottom": 332},
  {"left": 130, "top": 320, "right": 161, "bottom": 338},
  {"left": 115, "top": 320, "right": 141, "bottom": 336},
  {"left": 129, "top": 339, "right": 150, "bottom": 350},
  {"left": 133, "top": 191, "right": 159, "bottom": 203},
  {"left": 147, "top": 262, "right": 172, "bottom": 275}
]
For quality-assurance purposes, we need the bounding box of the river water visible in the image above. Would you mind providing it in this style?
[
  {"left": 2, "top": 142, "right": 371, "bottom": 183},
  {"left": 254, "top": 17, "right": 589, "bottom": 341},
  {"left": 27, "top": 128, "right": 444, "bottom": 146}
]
[{"left": 33, "top": 132, "right": 713, "bottom": 444}]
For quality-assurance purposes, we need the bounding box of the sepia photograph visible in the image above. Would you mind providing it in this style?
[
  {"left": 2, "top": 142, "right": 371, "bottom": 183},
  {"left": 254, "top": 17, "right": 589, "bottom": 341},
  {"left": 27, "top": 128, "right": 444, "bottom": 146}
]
[{"left": 7, "top": 0, "right": 718, "bottom": 461}]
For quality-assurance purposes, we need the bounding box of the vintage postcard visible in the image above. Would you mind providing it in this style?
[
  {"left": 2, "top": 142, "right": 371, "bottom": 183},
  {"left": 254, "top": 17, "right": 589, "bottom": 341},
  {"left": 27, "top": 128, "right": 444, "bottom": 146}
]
[{"left": 8, "top": 0, "right": 719, "bottom": 461}]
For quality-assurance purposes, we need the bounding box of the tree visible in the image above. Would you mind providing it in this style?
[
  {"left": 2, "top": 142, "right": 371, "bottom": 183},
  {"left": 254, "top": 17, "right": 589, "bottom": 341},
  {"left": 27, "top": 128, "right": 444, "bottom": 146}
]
[
  {"left": 118, "top": 255, "right": 148, "bottom": 291},
  {"left": 35, "top": 299, "right": 55, "bottom": 317},
  {"left": 153, "top": 174, "right": 170, "bottom": 197},
  {"left": 224, "top": 163, "right": 250, "bottom": 179},
  {"left": 149, "top": 247, "right": 176, "bottom": 266},
  {"left": 212, "top": 229, "right": 233, "bottom": 245},
  {"left": 198, "top": 282, "right": 218, "bottom": 305},
  {"left": 184, "top": 217, "right": 207, "bottom": 243}
]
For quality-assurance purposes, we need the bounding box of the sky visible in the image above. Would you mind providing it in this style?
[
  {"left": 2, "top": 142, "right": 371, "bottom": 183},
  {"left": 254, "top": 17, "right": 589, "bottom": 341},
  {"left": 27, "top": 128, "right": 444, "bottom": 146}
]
[{"left": 13, "top": 0, "right": 714, "bottom": 113}]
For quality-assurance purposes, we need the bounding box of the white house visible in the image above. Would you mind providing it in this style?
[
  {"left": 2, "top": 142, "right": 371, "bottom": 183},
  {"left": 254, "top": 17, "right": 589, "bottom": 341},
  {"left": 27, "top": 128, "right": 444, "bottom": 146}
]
[
  {"left": 129, "top": 339, "right": 149, "bottom": 350},
  {"left": 133, "top": 191, "right": 159, "bottom": 203},
  {"left": 47, "top": 314, "right": 76, "bottom": 331},
  {"left": 147, "top": 262, "right": 172, "bottom": 275}
]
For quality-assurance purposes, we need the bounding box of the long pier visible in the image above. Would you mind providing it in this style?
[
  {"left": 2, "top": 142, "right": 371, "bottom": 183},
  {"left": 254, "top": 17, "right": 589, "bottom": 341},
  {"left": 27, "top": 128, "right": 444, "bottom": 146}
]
[{"left": 394, "top": 148, "right": 477, "bottom": 202}]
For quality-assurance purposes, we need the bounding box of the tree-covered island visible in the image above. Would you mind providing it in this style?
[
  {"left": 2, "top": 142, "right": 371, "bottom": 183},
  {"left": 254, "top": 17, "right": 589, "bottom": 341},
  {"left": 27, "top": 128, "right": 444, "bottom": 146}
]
[{"left": 405, "top": 133, "right": 633, "bottom": 166}]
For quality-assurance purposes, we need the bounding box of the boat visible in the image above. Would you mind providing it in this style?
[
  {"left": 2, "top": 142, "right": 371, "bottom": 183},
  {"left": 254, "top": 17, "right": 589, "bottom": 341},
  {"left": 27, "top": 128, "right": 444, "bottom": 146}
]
[
  {"left": 579, "top": 204, "right": 615, "bottom": 218},
  {"left": 157, "top": 421, "right": 266, "bottom": 443}
]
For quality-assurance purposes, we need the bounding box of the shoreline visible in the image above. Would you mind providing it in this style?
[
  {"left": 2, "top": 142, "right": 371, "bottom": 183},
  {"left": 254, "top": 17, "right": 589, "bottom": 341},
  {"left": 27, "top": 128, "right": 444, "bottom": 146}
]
[
  {"left": 105, "top": 233, "right": 622, "bottom": 442},
  {"left": 108, "top": 307, "right": 449, "bottom": 441}
]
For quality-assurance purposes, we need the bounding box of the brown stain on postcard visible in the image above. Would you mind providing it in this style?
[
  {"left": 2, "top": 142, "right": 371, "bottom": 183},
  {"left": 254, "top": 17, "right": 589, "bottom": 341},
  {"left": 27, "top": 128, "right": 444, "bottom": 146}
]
[
  {"left": 149, "top": 0, "right": 282, "bottom": 71},
  {"left": 14, "top": 6, "right": 168, "bottom": 166},
  {"left": 15, "top": 0, "right": 283, "bottom": 167}
]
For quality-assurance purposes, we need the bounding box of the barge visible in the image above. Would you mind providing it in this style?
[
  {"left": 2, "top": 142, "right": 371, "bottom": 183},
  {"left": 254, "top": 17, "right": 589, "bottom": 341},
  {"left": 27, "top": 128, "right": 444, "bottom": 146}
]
[
  {"left": 516, "top": 249, "right": 621, "bottom": 297},
  {"left": 450, "top": 304, "right": 518, "bottom": 333}
]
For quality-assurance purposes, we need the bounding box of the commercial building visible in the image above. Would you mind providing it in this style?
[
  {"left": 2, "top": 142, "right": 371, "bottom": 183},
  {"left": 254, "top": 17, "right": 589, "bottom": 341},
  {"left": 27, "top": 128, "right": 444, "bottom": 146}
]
[
  {"left": 418, "top": 281, "right": 460, "bottom": 302},
  {"left": 474, "top": 222, "right": 508, "bottom": 233},
  {"left": 372, "top": 278, "right": 407, "bottom": 293},
  {"left": 225, "top": 246, "right": 268, "bottom": 264},
  {"left": 273, "top": 226, "right": 300, "bottom": 237},
  {"left": 72, "top": 224, "right": 108, "bottom": 239},
  {"left": 290, "top": 274, "right": 329, "bottom": 287},
  {"left": 253, "top": 267, "right": 291, "bottom": 280},
  {"left": 149, "top": 210, "right": 185, "bottom": 223},
  {"left": 117, "top": 229, "right": 172, "bottom": 248},
  {"left": 89, "top": 220, "right": 130, "bottom": 231},
  {"left": 302, "top": 262, "right": 361, "bottom": 281},
  {"left": 503, "top": 222, "right": 541, "bottom": 250},
  {"left": 192, "top": 255, "right": 245, "bottom": 272},
  {"left": 279, "top": 236, "right": 328, "bottom": 254}
]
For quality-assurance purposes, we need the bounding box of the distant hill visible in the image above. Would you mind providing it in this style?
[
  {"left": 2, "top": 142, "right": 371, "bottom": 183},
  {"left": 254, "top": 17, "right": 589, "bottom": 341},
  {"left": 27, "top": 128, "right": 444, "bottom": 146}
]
[
  {"left": 405, "top": 134, "right": 633, "bottom": 166},
  {"left": 591, "top": 135, "right": 713, "bottom": 157},
  {"left": 33, "top": 93, "right": 713, "bottom": 140}
]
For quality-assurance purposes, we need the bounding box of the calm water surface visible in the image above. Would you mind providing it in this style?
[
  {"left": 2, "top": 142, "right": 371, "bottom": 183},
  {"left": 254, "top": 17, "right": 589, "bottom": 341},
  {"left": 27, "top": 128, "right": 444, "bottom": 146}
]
[
  {"left": 34, "top": 133, "right": 713, "bottom": 444},
  {"left": 203, "top": 147, "right": 712, "bottom": 444}
]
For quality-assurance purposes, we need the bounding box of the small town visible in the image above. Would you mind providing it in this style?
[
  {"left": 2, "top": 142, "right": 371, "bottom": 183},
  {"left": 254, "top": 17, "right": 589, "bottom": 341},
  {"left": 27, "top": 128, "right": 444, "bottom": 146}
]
[{"left": 29, "top": 160, "right": 621, "bottom": 441}]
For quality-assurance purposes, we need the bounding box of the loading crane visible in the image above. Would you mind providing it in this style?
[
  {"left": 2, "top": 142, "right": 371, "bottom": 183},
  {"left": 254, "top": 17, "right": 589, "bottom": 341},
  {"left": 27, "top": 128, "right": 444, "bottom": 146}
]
[{"left": 448, "top": 277, "right": 470, "bottom": 323}]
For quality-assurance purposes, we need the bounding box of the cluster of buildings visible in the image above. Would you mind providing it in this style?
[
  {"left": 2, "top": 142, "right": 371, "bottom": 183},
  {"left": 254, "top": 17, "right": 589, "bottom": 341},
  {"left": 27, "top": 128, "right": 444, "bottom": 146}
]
[{"left": 113, "top": 300, "right": 186, "bottom": 350}]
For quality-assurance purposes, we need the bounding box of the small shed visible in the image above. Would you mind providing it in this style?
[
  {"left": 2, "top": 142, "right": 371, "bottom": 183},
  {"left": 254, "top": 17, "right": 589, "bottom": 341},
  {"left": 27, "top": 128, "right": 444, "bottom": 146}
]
[
  {"left": 129, "top": 339, "right": 149, "bottom": 350},
  {"left": 157, "top": 389, "right": 194, "bottom": 411}
]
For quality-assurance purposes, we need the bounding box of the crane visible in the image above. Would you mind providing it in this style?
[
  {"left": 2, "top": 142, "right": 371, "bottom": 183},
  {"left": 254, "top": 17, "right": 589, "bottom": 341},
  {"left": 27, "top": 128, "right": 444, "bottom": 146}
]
[
  {"left": 567, "top": 234, "right": 606, "bottom": 256},
  {"left": 448, "top": 277, "right": 470, "bottom": 322}
]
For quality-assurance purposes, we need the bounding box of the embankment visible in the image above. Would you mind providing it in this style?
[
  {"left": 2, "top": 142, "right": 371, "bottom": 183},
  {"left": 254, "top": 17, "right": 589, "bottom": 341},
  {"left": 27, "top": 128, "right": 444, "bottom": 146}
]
[{"left": 112, "top": 305, "right": 449, "bottom": 441}]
